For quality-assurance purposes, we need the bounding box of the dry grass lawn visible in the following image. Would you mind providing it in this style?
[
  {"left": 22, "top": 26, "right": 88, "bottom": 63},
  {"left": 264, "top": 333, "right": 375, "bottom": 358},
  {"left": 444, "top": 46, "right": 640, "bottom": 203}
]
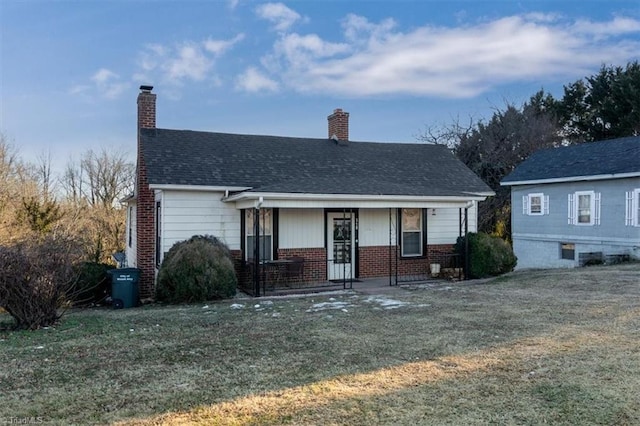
[{"left": 1, "top": 263, "right": 639, "bottom": 425}]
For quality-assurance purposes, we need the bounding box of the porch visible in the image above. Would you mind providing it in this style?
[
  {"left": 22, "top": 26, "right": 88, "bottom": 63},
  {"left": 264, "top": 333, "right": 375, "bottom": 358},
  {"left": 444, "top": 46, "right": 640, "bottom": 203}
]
[
  {"left": 236, "top": 257, "right": 355, "bottom": 297},
  {"left": 226, "top": 194, "right": 478, "bottom": 297},
  {"left": 235, "top": 248, "right": 465, "bottom": 297}
]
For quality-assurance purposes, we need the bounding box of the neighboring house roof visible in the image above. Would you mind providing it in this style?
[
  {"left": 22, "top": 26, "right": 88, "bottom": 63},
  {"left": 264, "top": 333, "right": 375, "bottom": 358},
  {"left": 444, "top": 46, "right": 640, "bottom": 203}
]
[
  {"left": 140, "top": 128, "right": 493, "bottom": 197},
  {"left": 501, "top": 136, "right": 640, "bottom": 186}
]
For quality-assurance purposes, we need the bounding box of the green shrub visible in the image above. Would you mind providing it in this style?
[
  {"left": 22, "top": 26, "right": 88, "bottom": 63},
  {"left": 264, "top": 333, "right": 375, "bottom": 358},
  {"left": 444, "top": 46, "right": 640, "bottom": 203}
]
[
  {"left": 156, "top": 235, "right": 237, "bottom": 303},
  {"left": 455, "top": 232, "right": 517, "bottom": 279},
  {"left": 71, "top": 262, "right": 112, "bottom": 306}
]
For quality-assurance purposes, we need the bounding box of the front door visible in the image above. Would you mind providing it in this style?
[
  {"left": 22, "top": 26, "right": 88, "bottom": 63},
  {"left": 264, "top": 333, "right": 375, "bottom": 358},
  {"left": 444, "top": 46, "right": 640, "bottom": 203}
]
[{"left": 327, "top": 212, "right": 355, "bottom": 280}]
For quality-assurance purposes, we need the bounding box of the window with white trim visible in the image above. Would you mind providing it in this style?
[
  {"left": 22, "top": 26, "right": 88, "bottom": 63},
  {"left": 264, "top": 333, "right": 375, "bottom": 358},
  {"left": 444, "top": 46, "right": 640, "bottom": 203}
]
[
  {"left": 245, "top": 209, "right": 273, "bottom": 261},
  {"left": 523, "top": 193, "right": 549, "bottom": 215},
  {"left": 568, "top": 191, "right": 600, "bottom": 225},
  {"left": 401, "top": 208, "right": 423, "bottom": 257},
  {"left": 626, "top": 188, "right": 640, "bottom": 227}
]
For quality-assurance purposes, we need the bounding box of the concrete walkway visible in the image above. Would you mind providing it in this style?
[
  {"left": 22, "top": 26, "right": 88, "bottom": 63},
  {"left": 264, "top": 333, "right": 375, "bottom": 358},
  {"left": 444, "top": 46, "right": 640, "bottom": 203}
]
[{"left": 236, "top": 276, "right": 468, "bottom": 299}]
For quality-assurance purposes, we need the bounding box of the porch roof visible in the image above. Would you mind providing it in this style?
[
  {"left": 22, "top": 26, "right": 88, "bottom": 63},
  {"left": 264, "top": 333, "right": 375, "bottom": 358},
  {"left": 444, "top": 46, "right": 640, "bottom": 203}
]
[{"left": 225, "top": 191, "right": 483, "bottom": 209}]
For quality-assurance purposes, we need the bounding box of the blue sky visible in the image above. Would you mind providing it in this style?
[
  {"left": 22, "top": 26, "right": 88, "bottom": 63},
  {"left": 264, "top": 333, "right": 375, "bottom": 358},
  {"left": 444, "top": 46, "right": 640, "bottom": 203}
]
[{"left": 1, "top": 0, "right": 639, "bottom": 174}]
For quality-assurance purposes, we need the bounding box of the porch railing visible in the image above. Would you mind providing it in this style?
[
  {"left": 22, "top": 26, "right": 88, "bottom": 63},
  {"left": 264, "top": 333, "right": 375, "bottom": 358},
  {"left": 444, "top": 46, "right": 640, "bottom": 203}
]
[{"left": 237, "top": 257, "right": 353, "bottom": 297}]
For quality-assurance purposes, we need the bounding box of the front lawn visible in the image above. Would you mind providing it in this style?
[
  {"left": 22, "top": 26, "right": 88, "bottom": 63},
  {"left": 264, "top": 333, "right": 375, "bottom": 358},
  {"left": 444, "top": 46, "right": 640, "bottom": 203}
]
[{"left": 1, "top": 264, "right": 639, "bottom": 425}]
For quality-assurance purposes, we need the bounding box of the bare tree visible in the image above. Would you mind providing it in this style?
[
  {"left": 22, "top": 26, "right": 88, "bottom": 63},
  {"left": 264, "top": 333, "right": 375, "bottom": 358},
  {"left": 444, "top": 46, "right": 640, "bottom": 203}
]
[
  {"left": 33, "top": 149, "right": 56, "bottom": 200},
  {"left": 62, "top": 148, "right": 134, "bottom": 207},
  {"left": 59, "top": 148, "right": 134, "bottom": 262},
  {"left": 0, "top": 134, "right": 37, "bottom": 242},
  {"left": 420, "top": 97, "right": 561, "bottom": 240},
  {"left": 61, "top": 158, "right": 84, "bottom": 205}
]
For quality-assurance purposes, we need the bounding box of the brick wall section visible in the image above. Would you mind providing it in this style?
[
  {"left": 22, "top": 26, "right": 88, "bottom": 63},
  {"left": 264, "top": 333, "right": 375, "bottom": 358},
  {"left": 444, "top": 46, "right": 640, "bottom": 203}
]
[
  {"left": 230, "top": 250, "right": 250, "bottom": 289},
  {"left": 427, "top": 244, "right": 458, "bottom": 268},
  {"left": 327, "top": 108, "right": 349, "bottom": 141},
  {"left": 234, "top": 244, "right": 456, "bottom": 289},
  {"left": 233, "top": 248, "right": 327, "bottom": 292},
  {"left": 359, "top": 244, "right": 456, "bottom": 278},
  {"left": 136, "top": 88, "right": 157, "bottom": 298},
  {"left": 277, "top": 248, "right": 328, "bottom": 282}
]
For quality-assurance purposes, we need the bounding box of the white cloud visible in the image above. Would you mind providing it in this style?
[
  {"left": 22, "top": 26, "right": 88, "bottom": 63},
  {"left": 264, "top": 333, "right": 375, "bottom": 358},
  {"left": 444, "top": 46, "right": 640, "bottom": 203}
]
[
  {"left": 228, "top": 0, "right": 240, "bottom": 10},
  {"left": 256, "top": 2, "right": 302, "bottom": 32},
  {"left": 165, "top": 43, "right": 212, "bottom": 81},
  {"left": 246, "top": 14, "right": 640, "bottom": 98},
  {"left": 69, "top": 84, "right": 90, "bottom": 96},
  {"left": 342, "top": 13, "right": 396, "bottom": 44},
  {"left": 204, "top": 33, "right": 245, "bottom": 55},
  {"left": 236, "top": 67, "right": 279, "bottom": 92},
  {"left": 136, "top": 34, "right": 244, "bottom": 87},
  {"left": 91, "top": 68, "right": 118, "bottom": 85},
  {"left": 88, "top": 68, "right": 130, "bottom": 99},
  {"left": 572, "top": 16, "right": 640, "bottom": 38}
]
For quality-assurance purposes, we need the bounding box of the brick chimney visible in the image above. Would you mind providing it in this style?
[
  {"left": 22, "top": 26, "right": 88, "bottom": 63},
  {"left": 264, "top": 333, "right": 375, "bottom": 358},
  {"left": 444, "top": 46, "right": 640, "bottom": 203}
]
[
  {"left": 328, "top": 108, "right": 349, "bottom": 143},
  {"left": 136, "top": 85, "right": 156, "bottom": 299},
  {"left": 137, "top": 85, "right": 156, "bottom": 129}
]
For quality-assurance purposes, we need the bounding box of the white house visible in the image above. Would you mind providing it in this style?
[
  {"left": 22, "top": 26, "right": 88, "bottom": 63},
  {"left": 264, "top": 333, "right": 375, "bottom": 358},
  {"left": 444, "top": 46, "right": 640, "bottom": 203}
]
[{"left": 126, "top": 86, "right": 494, "bottom": 297}]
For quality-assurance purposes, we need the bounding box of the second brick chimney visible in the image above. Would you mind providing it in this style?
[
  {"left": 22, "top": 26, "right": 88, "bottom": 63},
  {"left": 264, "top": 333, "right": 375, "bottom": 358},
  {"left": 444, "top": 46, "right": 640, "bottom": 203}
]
[{"left": 328, "top": 108, "right": 349, "bottom": 143}]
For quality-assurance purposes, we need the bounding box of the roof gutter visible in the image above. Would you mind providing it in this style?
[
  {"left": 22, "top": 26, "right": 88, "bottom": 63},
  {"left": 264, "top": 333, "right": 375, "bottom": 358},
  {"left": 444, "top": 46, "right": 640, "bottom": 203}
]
[
  {"left": 224, "top": 191, "right": 489, "bottom": 210},
  {"left": 148, "top": 184, "right": 253, "bottom": 192},
  {"left": 224, "top": 191, "right": 490, "bottom": 203},
  {"left": 501, "top": 171, "right": 640, "bottom": 186}
]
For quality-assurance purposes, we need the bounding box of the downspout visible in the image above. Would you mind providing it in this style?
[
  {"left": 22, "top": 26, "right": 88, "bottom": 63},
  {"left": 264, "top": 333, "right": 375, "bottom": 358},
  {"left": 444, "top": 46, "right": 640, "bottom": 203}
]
[{"left": 463, "top": 201, "right": 474, "bottom": 280}]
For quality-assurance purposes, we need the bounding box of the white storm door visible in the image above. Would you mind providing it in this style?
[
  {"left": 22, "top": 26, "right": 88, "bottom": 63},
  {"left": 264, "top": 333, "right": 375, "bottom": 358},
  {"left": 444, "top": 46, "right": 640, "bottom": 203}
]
[{"left": 327, "top": 213, "right": 355, "bottom": 280}]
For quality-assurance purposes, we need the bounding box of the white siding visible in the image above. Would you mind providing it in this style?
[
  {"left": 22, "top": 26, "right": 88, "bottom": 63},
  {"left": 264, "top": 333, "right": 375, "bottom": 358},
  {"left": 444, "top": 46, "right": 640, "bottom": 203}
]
[
  {"left": 161, "top": 190, "right": 241, "bottom": 257},
  {"left": 358, "top": 206, "right": 477, "bottom": 247},
  {"left": 278, "top": 209, "right": 324, "bottom": 248},
  {"left": 359, "top": 209, "right": 393, "bottom": 246},
  {"left": 428, "top": 203, "right": 477, "bottom": 244},
  {"left": 125, "top": 202, "right": 137, "bottom": 267}
]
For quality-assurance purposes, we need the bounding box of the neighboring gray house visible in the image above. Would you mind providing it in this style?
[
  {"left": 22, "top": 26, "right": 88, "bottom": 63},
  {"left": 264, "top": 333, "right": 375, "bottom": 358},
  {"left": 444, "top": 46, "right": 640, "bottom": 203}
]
[{"left": 501, "top": 136, "right": 640, "bottom": 269}]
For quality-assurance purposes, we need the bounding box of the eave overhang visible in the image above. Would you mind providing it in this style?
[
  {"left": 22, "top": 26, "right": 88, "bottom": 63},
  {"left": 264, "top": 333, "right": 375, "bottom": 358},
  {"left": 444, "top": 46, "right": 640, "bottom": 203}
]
[
  {"left": 223, "top": 191, "right": 492, "bottom": 210},
  {"left": 501, "top": 171, "right": 640, "bottom": 186}
]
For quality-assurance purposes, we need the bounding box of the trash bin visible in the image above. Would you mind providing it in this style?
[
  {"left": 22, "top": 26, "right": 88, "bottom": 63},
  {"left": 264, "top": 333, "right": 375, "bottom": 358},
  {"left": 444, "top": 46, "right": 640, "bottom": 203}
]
[{"left": 107, "top": 268, "right": 141, "bottom": 309}]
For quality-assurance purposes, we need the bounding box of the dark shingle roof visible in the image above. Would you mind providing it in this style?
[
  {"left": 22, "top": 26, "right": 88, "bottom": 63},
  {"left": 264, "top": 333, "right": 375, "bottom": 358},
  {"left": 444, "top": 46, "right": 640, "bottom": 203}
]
[
  {"left": 502, "top": 136, "right": 640, "bottom": 185},
  {"left": 140, "top": 128, "right": 493, "bottom": 197}
]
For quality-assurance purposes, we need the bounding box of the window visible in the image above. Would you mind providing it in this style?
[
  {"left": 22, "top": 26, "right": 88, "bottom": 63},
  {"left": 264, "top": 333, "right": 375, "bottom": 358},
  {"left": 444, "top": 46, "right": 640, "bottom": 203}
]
[
  {"left": 523, "top": 193, "right": 549, "bottom": 215},
  {"left": 568, "top": 191, "right": 600, "bottom": 225},
  {"left": 561, "top": 243, "right": 575, "bottom": 260},
  {"left": 401, "top": 208, "right": 423, "bottom": 257},
  {"left": 626, "top": 189, "right": 640, "bottom": 227},
  {"left": 128, "top": 206, "right": 133, "bottom": 247},
  {"left": 246, "top": 209, "right": 272, "bottom": 262},
  {"left": 577, "top": 193, "right": 592, "bottom": 223}
]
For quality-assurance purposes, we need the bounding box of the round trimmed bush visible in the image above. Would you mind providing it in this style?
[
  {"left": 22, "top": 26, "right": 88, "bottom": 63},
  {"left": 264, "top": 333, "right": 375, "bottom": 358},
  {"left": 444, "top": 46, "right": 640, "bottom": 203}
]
[
  {"left": 156, "top": 235, "right": 237, "bottom": 303},
  {"left": 455, "top": 232, "right": 517, "bottom": 279}
]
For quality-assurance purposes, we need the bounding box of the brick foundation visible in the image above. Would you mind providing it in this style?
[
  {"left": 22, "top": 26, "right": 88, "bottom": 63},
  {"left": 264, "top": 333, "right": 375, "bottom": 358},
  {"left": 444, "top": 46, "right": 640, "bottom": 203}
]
[
  {"left": 234, "top": 248, "right": 328, "bottom": 293},
  {"left": 359, "top": 244, "right": 456, "bottom": 278},
  {"left": 277, "top": 248, "right": 328, "bottom": 282}
]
